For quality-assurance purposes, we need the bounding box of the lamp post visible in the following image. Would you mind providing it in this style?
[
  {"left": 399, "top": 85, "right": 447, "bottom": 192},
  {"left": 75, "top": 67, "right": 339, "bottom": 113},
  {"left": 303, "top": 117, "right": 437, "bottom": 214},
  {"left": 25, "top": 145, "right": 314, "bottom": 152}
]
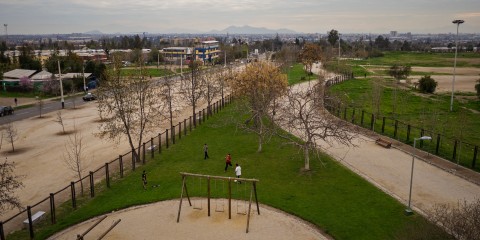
[
  {"left": 405, "top": 136, "right": 432, "bottom": 215},
  {"left": 338, "top": 33, "right": 341, "bottom": 66},
  {"left": 450, "top": 19, "right": 464, "bottom": 112}
]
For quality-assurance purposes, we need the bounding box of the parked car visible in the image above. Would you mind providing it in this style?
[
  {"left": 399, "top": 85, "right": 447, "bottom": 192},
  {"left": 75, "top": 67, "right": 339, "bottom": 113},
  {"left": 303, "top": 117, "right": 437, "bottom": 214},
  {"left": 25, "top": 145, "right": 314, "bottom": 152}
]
[
  {"left": 83, "top": 93, "right": 97, "bottom": 101},
  {"left": 0, "top": 106, "right": 14, "bottom": 116}
]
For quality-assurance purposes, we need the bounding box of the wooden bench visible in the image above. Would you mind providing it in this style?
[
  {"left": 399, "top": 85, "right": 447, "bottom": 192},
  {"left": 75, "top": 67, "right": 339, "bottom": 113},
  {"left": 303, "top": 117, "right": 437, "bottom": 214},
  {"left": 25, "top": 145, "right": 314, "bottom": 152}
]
[
  {"left": 375, "top": 138, "right": 392, "bottom": 148},
  {"left": 23, "top": 211, "right": 46, "bottom": 228}
]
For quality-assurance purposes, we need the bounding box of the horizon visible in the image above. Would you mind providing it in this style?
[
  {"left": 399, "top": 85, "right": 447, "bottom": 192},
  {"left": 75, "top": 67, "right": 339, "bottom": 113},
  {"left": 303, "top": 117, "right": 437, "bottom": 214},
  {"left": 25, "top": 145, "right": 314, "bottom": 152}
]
[{"left": 1, "top": 0, "right": 479, "bottom": 35}]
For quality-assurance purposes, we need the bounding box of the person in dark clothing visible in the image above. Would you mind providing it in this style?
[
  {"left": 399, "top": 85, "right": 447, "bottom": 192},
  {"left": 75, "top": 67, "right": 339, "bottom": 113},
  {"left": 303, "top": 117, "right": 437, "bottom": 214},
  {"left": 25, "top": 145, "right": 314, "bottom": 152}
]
[
  {"left": 204, "top": 143, "right": 209, "bottom": 159},
  {"left": 142, "top": 170, "right": 147, "bottom": 190}
]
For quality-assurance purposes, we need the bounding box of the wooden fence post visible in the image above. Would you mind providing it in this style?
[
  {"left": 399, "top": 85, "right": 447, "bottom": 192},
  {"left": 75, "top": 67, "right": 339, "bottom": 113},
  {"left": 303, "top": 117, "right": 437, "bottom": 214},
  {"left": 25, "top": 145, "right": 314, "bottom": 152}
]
[
  {"left": 27, "top": 206, "right": 34, "bottom": 239},
  {"left": 0, "top": 221, "right": 5, "bottom": 240},
  {"left": 361, "top": 110, "right": 365, "bottom": 126},
  {"left": 158, "top": 133, "right": 162, "bottom": 154},
  {"left": 172, "top": 126, "right": 176, "bottom": 145},
  {"left": 119, "top": 155, "right": 124, "bottom": 178},
  {"left": 407, "top": 125, "right": 411, "bottom": 142},
  {"left": 49, "top": 193, "right": 56, "bottom": 224},
  {"left": 189, "top": 116, "right": 192, "bottom": 131},
  {"left": 382, "top": 117, "right": 386, "bottom": 133},
  {"left": 472, "top": 146, "right": 478, "bottom": 169},
  {"left": 105, "top": 163, "right": 110, "bottom": 188},
  {"left": 193, "top": 112, "right": 197, "bottom": 128},
  {"left": 89, "top": 171, "right": 94, "bottom": 198},
  {"left": 351, "top": 109, "right": 355, "bottom": 123},
  {"left": 178, "top": 122, "right": 182, "bottom": 140},
  {"left": 151, "top": 138, "right": 154, "bottom": 159},
  {"left": 132, "top": 148, "right": 136, "bottom": 171},
  {"left": 436, "top": 134, "right": 441, "bottom": 154},
  {"left": 452, "top": 140, "right": 458, "bottom": 161},
  {"left": 393, "top": 120, "right": 398, "bottom": 138},
  {"left": 166, "top": 129, "right": 169, "bottom": 148},
  {"left": 142, "top": 142, "right": 146, "bottom": 164},
  {"left": 70, "top": 181, "right": 76, "bottom": 209}
]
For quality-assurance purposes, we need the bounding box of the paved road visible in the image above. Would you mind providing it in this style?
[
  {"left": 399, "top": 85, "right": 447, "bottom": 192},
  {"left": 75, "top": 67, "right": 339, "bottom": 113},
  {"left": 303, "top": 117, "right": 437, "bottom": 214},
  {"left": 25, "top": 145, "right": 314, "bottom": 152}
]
[{"left": 0, "top": 96, "right": 90, "bottom": 125}]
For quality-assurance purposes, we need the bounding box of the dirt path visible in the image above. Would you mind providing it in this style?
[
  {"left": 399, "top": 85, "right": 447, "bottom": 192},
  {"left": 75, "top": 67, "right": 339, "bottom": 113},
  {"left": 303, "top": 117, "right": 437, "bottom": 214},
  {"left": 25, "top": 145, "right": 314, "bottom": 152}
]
[
  {"left": 290, "top": 71, "right": 480, "bottom": 215},
  {"left": 48, "top": 199, "right": 329, "bottom": 240}
]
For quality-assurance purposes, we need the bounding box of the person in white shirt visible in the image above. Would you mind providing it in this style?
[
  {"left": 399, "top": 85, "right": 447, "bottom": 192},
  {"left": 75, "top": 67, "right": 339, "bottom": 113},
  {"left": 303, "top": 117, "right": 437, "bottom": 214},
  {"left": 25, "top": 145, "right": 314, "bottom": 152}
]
[{"left": 235, "top": 163, "right": 242, "bottom": 183}]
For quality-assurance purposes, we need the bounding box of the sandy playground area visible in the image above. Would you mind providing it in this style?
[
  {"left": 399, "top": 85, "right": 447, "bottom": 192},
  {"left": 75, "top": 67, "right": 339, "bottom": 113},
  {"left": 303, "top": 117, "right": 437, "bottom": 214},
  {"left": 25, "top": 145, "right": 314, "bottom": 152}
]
[{"left": 48, "top": 199, "right": 329, "bottom": 240}]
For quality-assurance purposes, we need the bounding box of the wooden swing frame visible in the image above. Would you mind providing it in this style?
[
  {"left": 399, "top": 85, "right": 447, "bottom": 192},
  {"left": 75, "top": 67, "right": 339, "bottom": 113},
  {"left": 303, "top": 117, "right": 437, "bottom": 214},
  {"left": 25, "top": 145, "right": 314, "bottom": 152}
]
[{"left": 176, "top": 172, "right": 260, "bottom": 233}]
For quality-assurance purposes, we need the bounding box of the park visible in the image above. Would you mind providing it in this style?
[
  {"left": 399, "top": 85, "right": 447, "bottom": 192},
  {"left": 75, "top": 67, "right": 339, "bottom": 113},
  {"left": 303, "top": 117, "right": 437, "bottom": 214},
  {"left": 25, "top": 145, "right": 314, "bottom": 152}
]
[{"left": 0, "top": 47, "right": 479, "bottom": 240}]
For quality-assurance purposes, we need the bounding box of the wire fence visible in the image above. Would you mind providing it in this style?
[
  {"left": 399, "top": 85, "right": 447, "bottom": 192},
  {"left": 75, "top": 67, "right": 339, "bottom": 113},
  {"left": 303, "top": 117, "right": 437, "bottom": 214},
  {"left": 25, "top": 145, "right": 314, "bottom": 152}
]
[
  {"left": 324, "top": 77, "right": 479, "bottom": 173},
  {"left": 0, "top": 94, "right": 233, "bottom": 240}
]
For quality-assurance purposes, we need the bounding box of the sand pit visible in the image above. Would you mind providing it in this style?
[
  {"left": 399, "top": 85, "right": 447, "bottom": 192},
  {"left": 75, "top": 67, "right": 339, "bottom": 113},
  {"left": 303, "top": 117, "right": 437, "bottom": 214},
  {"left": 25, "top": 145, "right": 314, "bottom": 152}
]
[{"left": 48, "top": 199, "right": 329, "bottom": 240}]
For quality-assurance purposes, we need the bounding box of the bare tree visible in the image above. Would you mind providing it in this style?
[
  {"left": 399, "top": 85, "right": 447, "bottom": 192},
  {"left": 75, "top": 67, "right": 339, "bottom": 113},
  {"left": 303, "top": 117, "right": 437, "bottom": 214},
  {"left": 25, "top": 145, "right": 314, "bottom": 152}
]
[
  {"left": 203, "top": 68, "right": 220, "bottom": 116},
  {"left": 69, "top": 87, "right": 77, "bottom": 109},
  {"left": 158, "top": 74, "right": 177, "bottom": 129},
  {"left": 431, "top": 199, "right": 480, "bottom": 240},
  {"left": 63, "top": 123, "right": 87, "bottom": 195},
  {"left": 180, "top": 60, "right": 204, "bottom": 127},
  {"left": 54, "top": 110, "right": 66, "bottom": 134},
  {"left": 229, "top": 61, "right": 288, "bottom": 152},
  {"left": 275, "top": 79, "right": 357, "bottom": 170},
  {"left": 0, "top": 158, "right": 23, "bottom": 214},
  {"left": 97, "top": 57, "right": 163, "bottom": 161},
  {"left": 4, "top": 122, "right": 18, "bottom": 152},
  {"left": 370, "top": 77, "right": 384, "bottom": 117}
]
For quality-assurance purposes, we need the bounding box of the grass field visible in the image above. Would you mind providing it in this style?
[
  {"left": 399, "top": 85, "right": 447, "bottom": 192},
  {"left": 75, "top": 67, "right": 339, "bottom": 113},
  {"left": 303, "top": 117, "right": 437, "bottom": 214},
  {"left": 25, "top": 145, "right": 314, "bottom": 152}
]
[
  {"left": 329, "top": 78, "right": 480, "bottom": 170},
  {"left": 286, "top": 63, "right": 317, "bottom": 85},
  {"left": 120, "top": 68, "right": 174, "bottom": 77},
  {"left": 346, "top": 51, "right": 480, "bottom": 68},
  {"left": 7, "top": 102, "right": 445, "bottom": 240}
]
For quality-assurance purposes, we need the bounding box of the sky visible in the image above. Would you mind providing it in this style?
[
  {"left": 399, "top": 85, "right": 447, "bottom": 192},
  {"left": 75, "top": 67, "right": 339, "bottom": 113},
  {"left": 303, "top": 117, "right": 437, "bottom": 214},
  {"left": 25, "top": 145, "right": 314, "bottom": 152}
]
[{"left": 0, "top": 0, "right": 479, "bottom": 35}]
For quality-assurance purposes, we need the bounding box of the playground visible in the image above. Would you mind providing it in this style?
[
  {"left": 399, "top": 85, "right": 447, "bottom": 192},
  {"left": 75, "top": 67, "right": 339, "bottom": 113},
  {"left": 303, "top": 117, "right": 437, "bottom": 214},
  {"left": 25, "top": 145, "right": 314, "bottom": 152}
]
[{"left": 48, "top": 199, "right": 328, "bottom": 240}]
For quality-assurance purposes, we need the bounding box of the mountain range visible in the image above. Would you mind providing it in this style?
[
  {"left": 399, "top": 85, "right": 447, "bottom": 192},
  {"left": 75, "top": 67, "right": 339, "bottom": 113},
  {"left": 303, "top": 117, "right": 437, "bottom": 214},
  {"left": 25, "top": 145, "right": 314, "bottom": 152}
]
[{"left": 84, "top": 25, "right": 299, "bottom": 35}]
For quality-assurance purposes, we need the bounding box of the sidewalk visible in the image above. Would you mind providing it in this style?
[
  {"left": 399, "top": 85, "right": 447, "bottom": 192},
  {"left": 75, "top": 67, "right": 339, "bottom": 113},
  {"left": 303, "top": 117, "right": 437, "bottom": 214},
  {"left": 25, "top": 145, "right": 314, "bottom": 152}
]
[{"left": 292, "top": 71, "right": 480, "bottom": 216}]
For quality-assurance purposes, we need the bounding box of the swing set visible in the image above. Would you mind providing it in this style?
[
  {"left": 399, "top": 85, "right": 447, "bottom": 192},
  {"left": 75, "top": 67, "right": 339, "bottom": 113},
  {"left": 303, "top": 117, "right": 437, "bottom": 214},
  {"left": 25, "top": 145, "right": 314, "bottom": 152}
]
[{"left": 176, "top": 172, "right": 260, "bottom": 233}]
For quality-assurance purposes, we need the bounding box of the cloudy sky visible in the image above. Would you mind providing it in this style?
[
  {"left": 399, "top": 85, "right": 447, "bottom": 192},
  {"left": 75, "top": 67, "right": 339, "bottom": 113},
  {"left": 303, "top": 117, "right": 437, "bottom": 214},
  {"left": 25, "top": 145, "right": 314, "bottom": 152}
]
[{"left": 0, "top": 0, "right": 479, "bottom": 34}]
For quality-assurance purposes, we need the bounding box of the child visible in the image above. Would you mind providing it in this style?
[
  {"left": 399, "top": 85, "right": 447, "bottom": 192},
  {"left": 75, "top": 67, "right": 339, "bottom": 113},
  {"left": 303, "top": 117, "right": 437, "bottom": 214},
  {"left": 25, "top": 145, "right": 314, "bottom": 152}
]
[
  {"left": 235, "top": 163, "right": 242, "bottom": 183},
  {"left": 224, "top": 153, "right": 232, "bottom": 172}
]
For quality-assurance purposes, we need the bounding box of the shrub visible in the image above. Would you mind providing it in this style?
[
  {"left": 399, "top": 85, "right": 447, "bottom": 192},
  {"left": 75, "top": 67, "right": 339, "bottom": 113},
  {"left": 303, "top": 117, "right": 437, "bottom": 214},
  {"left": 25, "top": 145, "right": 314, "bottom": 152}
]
[
  {"left": 475, "top": 79, "right": 480, "bottom": 99},
  {"left": 418, "top": 75, "right": 437, "bottom": 93}
]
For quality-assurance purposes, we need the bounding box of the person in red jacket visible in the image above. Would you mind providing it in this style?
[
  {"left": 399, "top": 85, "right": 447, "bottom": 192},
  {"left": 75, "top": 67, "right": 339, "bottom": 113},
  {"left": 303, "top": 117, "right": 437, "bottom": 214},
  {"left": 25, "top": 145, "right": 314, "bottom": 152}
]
[{"left": 224, "top": 153, "right": 232, "bottom": 172}]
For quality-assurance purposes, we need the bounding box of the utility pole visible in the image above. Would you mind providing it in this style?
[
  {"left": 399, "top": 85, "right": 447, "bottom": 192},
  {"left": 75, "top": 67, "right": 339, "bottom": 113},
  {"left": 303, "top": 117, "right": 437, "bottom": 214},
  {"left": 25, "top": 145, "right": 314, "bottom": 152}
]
[
  {"left": 3, "top": 24, "right": 7, "bottom": 44},
  {"left": 57, "top": 60, "right": 65, "bottom": 109}
]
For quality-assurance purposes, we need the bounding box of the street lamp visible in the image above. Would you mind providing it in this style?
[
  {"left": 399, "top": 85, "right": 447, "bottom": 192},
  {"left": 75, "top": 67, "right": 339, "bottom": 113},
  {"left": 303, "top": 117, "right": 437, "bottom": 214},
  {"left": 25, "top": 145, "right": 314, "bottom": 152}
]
[
  {"left": 405, "top": 136, "right": 432, "bottom": 215},
  {"left": 450, "top": 19, "right": 464, "bottom": 112}
]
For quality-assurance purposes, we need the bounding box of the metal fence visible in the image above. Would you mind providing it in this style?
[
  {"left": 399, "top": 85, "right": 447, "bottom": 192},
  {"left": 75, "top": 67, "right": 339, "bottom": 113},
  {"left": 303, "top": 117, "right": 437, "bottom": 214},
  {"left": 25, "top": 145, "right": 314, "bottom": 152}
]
[
  {"left": 0, "top": 95, "right": 233, "bottom": 240},
  {"left": 324, "top": 77, "right": 479, "bottom": 172}
]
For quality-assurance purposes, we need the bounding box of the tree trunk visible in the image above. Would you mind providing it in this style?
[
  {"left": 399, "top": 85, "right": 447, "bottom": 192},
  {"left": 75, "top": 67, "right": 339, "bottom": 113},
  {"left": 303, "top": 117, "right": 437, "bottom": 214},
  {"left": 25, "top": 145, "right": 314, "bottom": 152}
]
[{"left": 304, "top": 147, "right": 310, "bottom": 171}]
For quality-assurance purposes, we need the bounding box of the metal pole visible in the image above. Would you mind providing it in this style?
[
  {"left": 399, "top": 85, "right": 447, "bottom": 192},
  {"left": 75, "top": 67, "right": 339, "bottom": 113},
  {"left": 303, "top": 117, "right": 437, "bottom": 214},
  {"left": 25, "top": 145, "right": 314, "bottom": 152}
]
[
  {"left": 406, "top": 139, "right": 417, "bottom": 215},
  {"left": 58, "top": 60, "right": 65, "bottom": 109},
  {"left": 450, "top": 20, "right": 464, "bottom": 112}
]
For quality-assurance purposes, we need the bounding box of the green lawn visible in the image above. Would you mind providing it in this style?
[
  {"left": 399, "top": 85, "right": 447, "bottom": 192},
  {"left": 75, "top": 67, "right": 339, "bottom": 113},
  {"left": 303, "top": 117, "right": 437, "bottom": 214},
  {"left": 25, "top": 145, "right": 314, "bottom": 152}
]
[
  {"left": 120, "top": 68, "right": 174, "bottom": 77},
  {"left": 8, "top": 101, "right": 446, "bottom": 240},
  {"left": 286, "top": 63, "right": 317, "bottom": 85},
  {"left": 329, "top": 78, "right": 480, "bottom": 170},
  {"left": 347, "top": 51, "right": 480, "bottom": 68}
]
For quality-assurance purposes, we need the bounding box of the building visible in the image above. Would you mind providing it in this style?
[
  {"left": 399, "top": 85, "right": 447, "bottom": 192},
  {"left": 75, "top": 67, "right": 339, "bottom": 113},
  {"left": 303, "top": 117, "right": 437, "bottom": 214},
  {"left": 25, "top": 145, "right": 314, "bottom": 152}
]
[{"left": 195, "top": 40, "right": 220, "bottom": 64}]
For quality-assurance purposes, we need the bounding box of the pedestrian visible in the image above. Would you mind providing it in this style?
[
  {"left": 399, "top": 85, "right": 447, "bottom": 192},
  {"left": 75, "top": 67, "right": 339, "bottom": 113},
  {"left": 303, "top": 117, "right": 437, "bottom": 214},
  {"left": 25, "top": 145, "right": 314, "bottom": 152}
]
[
  {"left": 142, "top": 170, "right": 147, "bottom": 190},
  {"left": 14, "top": 98, "right": 17, "bottom": 106},
  {"left": 234, "top": 163, "right": 242, "bottom": 183},
  {"left": 203, "top": 143, "right": 209, "bottom": 159},
  {"left": 224, "top": 153, "right": 232, "bottom": 172}
]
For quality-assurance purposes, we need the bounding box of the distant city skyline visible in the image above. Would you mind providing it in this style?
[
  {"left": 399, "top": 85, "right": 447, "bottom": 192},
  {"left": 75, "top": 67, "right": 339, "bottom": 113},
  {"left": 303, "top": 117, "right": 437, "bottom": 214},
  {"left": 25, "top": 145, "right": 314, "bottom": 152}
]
[{"left": 0, "top": 0, "right": 479, "bottom": 35}]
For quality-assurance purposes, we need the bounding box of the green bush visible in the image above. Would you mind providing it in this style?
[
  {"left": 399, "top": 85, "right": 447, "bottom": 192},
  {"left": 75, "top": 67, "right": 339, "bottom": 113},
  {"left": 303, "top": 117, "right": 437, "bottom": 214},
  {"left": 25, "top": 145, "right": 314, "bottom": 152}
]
[{"left": 418, "top": 75, "right": 437, "bottom": 93}]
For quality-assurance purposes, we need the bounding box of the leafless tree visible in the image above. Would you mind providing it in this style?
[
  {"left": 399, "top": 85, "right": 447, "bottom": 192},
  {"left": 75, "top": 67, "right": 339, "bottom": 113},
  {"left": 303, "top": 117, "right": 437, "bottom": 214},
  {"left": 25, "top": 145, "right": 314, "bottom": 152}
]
[
  {"left": 54, "top": 111, "right": 66, "bottom": 134},
  {"left": 96, "top": 57, "right": 163, "bottom": 162},
  {"left": 63, "top": 123, "right": 87, "bottom": 196},
  {"left": 0, "top": 158, "right": 23, "bottom": 214},
  {"left": 431, "top": 199, "right": 480, "bottom": 240},
  {"left": 370, "top": 77, "right": 384, "bottom": 117},
  {"left": 203, "top": 68, "right": 220, "bottom": 116},
  {"left": 69, "top": 87, "right": 77, "bottom": 109},
  {"left": 4, "top": 122, "right": 18, "bottom": 152},
  {"left": 158, "top": 74, "right": 177, "bottom": 129},
  {"left": 275, "top": 78, "right": 357, "bottom": 170},
  {"left": 180, "top": 60, "right": 205, "bottom": 127}
]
